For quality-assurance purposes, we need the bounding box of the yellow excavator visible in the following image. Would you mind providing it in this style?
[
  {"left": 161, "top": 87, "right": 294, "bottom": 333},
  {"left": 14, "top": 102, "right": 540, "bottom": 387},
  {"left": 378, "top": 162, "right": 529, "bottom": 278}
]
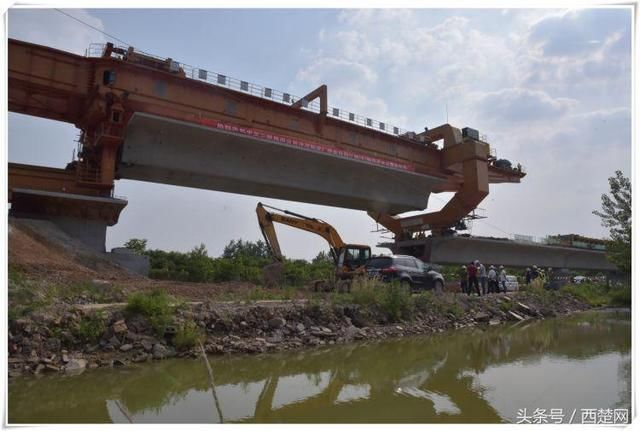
[{"left": 256, "top": 202, "right": 371, "bottom": 292}]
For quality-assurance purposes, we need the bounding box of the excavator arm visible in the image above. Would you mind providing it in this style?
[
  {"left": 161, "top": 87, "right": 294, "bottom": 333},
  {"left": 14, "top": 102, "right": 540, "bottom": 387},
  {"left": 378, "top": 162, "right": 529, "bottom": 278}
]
[{"left": 256, "top": 202, "right": 346, "bottom": 263}]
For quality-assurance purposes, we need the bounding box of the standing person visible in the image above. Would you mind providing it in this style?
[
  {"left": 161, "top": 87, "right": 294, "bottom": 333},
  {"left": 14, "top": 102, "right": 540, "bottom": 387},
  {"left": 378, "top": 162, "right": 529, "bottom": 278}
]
[
  {"left": 525, "top": 267, "right": 532, "bottom": 285},
  {"left": 467, "top": 261, "right": 480, "bottom": 296},
  {"left": 499, "top": 265, "right": 507, "bottom": 293},
  {"left": 531, "top": 265, "right": 539, "bottom": 281},
  {"left": 477, "top": 261, "right": 487, "bottom": 295},
  {"left": 459, "top": 265, "right": 468, "bottom": 294},
  {"left": 488, "top": 265, "right": 497, "bottom": 293}
]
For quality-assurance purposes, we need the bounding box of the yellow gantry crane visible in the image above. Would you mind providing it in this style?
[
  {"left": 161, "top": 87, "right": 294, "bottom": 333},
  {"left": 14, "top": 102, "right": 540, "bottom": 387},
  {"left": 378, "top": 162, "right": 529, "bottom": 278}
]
[{"left": 256, "top": 202, "right": 371, "bottom": 291}]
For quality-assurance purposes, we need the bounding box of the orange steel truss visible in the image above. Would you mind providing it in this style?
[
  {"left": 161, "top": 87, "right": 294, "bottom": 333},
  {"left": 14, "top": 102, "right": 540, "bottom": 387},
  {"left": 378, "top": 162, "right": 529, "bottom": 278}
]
[{"left": 8, "top": 38, "right": 525, "bottom": 236}]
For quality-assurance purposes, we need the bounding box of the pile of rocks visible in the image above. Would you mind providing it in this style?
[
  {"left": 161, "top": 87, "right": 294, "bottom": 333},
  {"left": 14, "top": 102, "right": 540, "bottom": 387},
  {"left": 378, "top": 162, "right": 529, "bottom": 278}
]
[
  {"left": 8, "top": 306, "right": 178, "bottom": 378},
  {"left": 8, "top": 291, "right": 592, "bottom": 378}
]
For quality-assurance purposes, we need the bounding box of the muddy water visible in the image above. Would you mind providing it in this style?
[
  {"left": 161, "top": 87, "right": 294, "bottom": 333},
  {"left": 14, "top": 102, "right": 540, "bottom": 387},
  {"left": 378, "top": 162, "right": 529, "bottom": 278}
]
[{"left": 8, "top": 309, "right": 630, "bottom": 424}]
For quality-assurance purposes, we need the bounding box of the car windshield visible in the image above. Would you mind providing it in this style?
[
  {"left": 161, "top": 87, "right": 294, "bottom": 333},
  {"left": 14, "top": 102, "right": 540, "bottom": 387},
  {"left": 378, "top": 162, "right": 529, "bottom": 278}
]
[
  {"left": 366, "top": 257, "right": 392, "bottom": 269},
  {"left": 506, "top": 275, "right": 517, "bottom": 281}
]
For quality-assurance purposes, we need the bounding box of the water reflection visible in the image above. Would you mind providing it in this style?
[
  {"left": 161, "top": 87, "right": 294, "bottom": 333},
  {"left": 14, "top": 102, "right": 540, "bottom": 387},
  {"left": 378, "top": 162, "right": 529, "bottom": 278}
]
[{"left": 8, "top": 310, "right": 630, "bottom": 423}]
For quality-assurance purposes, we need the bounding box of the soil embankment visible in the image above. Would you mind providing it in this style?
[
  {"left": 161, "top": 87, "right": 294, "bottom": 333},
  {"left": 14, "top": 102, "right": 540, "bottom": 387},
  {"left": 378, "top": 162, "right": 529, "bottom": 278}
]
[{"left": 8, "top": 217, "right": 592, "bottom": 377}]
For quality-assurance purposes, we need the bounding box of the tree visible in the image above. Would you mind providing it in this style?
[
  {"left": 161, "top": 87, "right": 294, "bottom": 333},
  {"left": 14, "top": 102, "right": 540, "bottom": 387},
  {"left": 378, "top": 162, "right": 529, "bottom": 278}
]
[
  {"left": 187, "top": 243, "right": 211, "bottom": 282},
  {"left": 593, "top": 170, "right": 631, "bottom": 273},
  {"left": 222, "top": 239, "right": 270, "bottom": 260},
  {"left": 124, "top": 238, "right": 148, "bottom": 255},
  {"left": 312, "top": 250, "right": 334, "bottom": 265}
]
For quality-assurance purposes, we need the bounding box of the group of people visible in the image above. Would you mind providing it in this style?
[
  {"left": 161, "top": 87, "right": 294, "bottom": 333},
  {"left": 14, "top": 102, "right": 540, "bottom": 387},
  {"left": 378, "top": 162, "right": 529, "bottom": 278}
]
[
  {"left": 525, "top": 265, "right": 550, "bottom": 284},
  {"left": 459, "top": 260, "right": 508, "bottom": 296}
]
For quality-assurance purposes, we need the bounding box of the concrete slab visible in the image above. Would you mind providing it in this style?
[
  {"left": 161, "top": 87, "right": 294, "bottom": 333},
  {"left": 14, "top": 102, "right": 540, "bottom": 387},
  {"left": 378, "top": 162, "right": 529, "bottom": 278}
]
[{"left": 119, "top": 113, "right": 444, "bottom": 213}]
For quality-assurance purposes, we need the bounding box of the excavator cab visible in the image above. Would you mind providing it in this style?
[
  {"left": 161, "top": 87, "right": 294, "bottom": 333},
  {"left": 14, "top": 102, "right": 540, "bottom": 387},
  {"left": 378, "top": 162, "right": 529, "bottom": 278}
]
[{"left": 337, "top": 245, "right": 371, "bottom": 274}]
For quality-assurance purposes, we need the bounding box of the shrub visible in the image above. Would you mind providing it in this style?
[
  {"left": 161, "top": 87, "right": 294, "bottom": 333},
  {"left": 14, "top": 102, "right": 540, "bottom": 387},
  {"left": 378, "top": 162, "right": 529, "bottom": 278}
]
[
  {"left": 350, "top": 277, "right": 382, "bottom": 307},
  {"left": 412, "top": 291, "right": 435, "bottom": 313},
  {"left": 126, "top": 290, "right": 174, "bottom": 336},
  {"left": 173, "top": 321, "right": 203, "bottom": 350},
  {"left": 608, "top": 285, "right": 631, "bottom": 307},
  {"left": 74, "top": 312, "right": 106, "bottom": 343},
  {"left": 380, "top": 282, "right": 413, "bottom": 322}
]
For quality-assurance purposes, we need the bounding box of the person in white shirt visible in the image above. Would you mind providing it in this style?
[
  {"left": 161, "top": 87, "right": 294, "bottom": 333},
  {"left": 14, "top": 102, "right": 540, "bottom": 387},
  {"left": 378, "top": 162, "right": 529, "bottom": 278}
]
[
  {"left": 487, "top": 265, "right": 497, "bottom": 293},
  {"left": 499, "top": 265, "right": 507, "bottom": 293},
  {"left": 477, "top": 261, "right": 487, "bottom": 295}
]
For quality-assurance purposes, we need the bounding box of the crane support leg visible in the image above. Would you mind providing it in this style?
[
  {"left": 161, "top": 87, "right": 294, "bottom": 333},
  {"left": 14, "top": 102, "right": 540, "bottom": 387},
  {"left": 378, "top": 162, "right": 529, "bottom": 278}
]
[{"left": 369, "top": 124, "right": 490, "bottom": 238}]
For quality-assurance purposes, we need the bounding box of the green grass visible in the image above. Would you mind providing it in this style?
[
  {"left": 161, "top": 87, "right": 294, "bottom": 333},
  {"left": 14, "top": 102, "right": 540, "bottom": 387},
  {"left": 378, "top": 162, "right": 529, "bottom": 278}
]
[
  {"left": 333, "top": 278, "right": 414, "bottom": 322},
  {"left": 173, "top": 321, "right": 203, "bottom": 350},
  {"left": 243, "top": 286, "right": 299, "bottom": 302},
  {"left": 126, "top": 290, "right": 174, "bottom": 336},
  {"left": 8, "top": 265, "right": 125, "bottom": 321},
  {"left": 349, "top": 277, "right": 380, "bottom": 306},
  {"left": 40, "top": 281, "right": 126, "bottom": 304},
  {"left": 8, "top": 266, "right": 48, "bottom": 320},
  {"left": 562, "top": 282, "right": 611, "bottom": 307}
]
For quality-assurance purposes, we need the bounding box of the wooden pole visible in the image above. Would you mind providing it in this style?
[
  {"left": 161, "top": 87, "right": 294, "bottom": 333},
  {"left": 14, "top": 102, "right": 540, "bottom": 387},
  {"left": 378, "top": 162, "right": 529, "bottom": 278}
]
[
  {"left": 114, "top": 400, "right": 134, "bottom": 423},
  {"left": 199, "top": 341, "right": 224, "bottom": 424}
]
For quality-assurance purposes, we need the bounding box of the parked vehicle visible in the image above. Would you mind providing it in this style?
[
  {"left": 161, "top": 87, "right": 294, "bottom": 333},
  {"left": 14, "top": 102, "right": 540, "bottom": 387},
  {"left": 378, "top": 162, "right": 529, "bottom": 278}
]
[
  {"left": 365, "top": 255, "right": 444, "bottom": 292},
  {"left": 573, "top": 275, "right": 587, "bottom": 284},
  {"left": 505, "top": 275, "right": 519, "bottom": 291}
]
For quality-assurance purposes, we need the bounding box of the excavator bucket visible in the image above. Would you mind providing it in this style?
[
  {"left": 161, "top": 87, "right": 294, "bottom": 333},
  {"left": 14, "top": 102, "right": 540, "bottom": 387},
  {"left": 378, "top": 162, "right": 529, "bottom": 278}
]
[{"left": 262, "top": 262, "right": 284, "bottom": 288}]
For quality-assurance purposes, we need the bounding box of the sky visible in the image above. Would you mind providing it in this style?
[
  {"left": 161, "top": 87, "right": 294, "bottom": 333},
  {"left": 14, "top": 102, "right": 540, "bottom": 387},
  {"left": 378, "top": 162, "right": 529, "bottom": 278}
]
[{"left": 7, "top": 7, "right": 633, "bottom": 260}]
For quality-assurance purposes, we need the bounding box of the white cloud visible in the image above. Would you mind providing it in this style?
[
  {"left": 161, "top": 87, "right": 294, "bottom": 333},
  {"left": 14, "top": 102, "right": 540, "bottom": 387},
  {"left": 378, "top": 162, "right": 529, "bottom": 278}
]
[
  {"left": 527, "top": 8, "right": 630, "bottom": 59},
  {"left": 471, "top": 88, "right": 577, "bottom": 124},
  {"left": 8, "top": 8, "right": 106, "bottom": 55},
  {"left": 295, "top": 57, "right": 378, "bottom": 89},
  {"left": 518, "top": 9, "right": 631, "bottom": 110}
]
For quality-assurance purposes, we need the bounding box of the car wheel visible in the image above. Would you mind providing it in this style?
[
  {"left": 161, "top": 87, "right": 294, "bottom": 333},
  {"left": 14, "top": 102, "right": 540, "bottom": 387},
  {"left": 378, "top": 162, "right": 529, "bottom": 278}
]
[
  {"left": 434, "top": 280, "right": 444, "bottom": 294},
  {"left": 400, "top": 279, "right": 411, "bottom": 290}
]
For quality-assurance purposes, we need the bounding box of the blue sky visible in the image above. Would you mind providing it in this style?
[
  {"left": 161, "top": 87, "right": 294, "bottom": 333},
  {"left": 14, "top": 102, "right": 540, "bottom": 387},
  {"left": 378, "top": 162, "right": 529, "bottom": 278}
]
[{"left": 8, "top": 8, "right": 632, "bottom": 259}]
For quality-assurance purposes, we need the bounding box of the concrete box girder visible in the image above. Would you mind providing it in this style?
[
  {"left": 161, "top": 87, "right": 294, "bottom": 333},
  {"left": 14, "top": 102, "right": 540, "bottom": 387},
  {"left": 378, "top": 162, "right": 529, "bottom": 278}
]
[
  {"left": 393, "top": 236, "right": 617, "bottom": 271},
  {"left": 119, "top": 113, "right": 445, "bottom": 214}
]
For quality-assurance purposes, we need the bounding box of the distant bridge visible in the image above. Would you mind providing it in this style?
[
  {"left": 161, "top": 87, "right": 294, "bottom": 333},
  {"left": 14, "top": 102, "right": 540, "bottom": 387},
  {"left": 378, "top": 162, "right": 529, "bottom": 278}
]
[{"left": 384, "top": 236, "right": 617, "bottom": 271}]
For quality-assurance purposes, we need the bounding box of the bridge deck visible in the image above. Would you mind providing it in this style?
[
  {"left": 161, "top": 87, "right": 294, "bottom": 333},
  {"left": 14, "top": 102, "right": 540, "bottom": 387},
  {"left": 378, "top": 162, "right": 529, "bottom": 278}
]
[{"left": 387, "top": 236, "right": 616, "bottom": 270}]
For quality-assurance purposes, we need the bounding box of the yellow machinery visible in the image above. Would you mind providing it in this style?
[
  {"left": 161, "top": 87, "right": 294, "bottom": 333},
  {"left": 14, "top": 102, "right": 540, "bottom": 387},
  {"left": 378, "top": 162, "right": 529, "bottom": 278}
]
[{"left": 256, "top": 202, "right": 371, "bottom": 291}]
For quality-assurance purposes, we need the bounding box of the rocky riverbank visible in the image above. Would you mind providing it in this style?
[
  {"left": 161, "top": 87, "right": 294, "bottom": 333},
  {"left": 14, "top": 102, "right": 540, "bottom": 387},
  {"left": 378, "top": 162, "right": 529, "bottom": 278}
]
[{"left": 8, "top": 289, "right": 591, "bottom": 378}]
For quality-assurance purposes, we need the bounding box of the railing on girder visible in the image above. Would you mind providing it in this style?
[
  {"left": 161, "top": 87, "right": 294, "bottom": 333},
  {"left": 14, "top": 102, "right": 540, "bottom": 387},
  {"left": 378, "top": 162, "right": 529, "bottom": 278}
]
[{"left": 86, "top": 43, "right": 411, "bottom": 138}]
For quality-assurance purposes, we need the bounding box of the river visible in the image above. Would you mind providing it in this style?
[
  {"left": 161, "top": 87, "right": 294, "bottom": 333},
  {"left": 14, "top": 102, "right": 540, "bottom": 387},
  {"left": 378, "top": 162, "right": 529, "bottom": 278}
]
[{"left": 8, "top": 309, "right": 631, "bottom": 424}]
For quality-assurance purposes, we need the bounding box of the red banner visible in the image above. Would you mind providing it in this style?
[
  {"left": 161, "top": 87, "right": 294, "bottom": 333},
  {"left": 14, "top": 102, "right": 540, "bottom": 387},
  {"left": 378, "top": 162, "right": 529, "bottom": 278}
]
[{"left": 196, "top": 118, "right": 415, "bottom": 172}]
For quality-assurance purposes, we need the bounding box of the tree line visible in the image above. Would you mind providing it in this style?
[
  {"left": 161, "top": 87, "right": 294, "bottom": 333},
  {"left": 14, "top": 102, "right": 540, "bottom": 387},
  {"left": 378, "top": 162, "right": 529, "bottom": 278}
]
[{"left": 124, "top": 238, "right": 334, "bottom": 286}]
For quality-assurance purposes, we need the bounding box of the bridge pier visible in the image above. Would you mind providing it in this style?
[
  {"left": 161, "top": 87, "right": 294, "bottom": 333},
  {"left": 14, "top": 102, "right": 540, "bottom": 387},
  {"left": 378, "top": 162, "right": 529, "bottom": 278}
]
[{"left": 9, "top": 187, "right": 127, "bottom": 253}]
